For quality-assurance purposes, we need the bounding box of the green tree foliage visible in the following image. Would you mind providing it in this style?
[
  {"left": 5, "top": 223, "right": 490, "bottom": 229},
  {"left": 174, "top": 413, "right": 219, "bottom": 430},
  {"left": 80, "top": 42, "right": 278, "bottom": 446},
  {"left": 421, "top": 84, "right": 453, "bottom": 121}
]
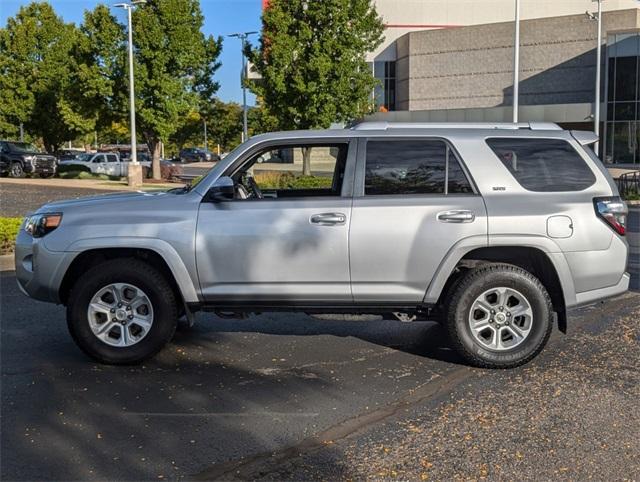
[
  {"left": 247, "top": 0, "right": 384, "bottom": 173},
  {"left": 168, "top": 101, "right": 278, "bottom": 155},
  {"left": 248, "top": 0, "right": 385, "bottom": 129},
  {"left": 0, "top": 3, "right": 79, "bottom": 151},
  {"left": 66, "top": 5, "right": 127, "bottom": 138},
  {"left": 132, "top": 0, "right": 222, "bottom": 178}
]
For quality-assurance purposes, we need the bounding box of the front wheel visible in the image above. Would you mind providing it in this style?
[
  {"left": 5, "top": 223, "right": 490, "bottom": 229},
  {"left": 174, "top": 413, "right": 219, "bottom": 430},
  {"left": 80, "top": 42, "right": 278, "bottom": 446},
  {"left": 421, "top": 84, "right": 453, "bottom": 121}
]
[
  {"left": 67, "top": 258, "right": 178, "bottom": 364},
  {"left": 446, "top": 264, "right": 553, "bottom": 369},
  {"left": 9, "top": 162, "right": 25, "bottom": 178}
]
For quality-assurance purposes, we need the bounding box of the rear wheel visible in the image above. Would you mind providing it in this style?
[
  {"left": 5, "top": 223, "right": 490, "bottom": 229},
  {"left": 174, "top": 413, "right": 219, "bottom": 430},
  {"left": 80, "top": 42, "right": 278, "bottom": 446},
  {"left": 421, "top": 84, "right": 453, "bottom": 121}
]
[
  {"left": 445, "top": 263, "right": 553, "bottom": 368},
  {"left": 67, "top": 258, "right": 178, "bottom": 364}
]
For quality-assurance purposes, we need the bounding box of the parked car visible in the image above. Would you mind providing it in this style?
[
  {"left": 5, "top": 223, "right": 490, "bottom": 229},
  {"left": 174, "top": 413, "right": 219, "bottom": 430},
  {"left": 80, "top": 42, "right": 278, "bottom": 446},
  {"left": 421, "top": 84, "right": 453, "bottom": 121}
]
[
  {"left": 178, "top": 147, "right": 220, "bottom": 163},
  {"left": 16, "top": 122, "right": 629, "bottom": 368},
  {"left": 0, "top": 141, "right": 57, "bottom": 178},
  {"left": 59, "top": 152, "right": 151, "bottom": 177},
  {"left": 54, "top": 149, "right": 84, "bottom": 164}
]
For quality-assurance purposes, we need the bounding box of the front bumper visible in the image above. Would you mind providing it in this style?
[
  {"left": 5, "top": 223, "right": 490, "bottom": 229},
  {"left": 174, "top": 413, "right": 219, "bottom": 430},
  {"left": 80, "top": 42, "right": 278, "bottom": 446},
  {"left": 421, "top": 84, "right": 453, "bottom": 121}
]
[
  {"left": 24, "top": 163, "right": 56, "bottom": 175},
  {"left": 15, "top": 229, "right": 74, "bottom": 303}
]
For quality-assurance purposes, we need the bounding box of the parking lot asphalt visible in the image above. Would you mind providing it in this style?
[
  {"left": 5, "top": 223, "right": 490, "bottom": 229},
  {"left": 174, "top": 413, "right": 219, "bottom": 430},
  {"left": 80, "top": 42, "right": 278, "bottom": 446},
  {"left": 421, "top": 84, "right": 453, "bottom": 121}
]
[
  {"left": 0, "top": 182, "right": 114, "bottom": 217},
  {"left": 1, "top": 183, "right": 639, "bottom": 481}
]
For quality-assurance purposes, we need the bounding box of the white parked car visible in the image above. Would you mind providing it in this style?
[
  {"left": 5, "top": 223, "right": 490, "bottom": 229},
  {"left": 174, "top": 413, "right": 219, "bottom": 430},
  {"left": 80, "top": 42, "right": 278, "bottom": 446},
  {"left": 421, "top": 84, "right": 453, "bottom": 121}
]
[{"left": 59, "top": 152, "right": 151, "bottom": 177}]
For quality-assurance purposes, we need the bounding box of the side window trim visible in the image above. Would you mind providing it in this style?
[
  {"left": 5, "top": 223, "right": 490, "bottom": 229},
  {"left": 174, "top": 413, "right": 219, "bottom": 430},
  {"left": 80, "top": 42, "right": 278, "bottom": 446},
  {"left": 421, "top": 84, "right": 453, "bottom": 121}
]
[{"left": 355, "top": 136, "right": 478, "bottom": 197}]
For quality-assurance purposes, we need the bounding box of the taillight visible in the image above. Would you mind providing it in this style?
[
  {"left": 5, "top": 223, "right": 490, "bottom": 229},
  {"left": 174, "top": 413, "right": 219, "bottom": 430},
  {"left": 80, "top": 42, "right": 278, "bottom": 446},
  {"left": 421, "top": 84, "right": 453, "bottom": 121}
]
[{"left": 593, "top": 197, "right": 627, "bottom": 236}]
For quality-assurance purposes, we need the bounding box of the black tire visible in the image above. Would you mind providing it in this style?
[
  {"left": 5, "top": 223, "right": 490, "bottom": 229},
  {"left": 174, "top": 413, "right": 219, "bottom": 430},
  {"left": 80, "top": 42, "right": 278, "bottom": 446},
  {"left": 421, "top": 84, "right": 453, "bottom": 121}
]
[
  {"left": 9, "top": 162, "right": 25, "bottom": 178},
  {"left": 67, "top": 258, "right": 178, "bottom": 365},
  {"left": 445, "top": 263, "right": 553, "bottom": 369}
]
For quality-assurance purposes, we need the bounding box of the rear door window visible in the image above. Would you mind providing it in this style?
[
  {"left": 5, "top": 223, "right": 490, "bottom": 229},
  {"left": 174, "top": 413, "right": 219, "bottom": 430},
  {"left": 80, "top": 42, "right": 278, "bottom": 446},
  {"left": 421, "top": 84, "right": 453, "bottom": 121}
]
[
  {"left": 365, "top": 139, "right": 473, "bottom": 195},
  {"left": 485, "top": 138, "right": 596, "bottom": 192}
]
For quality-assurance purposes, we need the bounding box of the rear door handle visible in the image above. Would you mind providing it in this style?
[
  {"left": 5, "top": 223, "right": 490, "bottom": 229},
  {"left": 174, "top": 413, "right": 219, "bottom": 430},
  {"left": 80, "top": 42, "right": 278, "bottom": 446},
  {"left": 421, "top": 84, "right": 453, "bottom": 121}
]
[
  {"left": 437, "top": 210, "right": 475, "bottom": 223},
  {"left": 310, "top": 213, "right": 346, "bottom": 225}
]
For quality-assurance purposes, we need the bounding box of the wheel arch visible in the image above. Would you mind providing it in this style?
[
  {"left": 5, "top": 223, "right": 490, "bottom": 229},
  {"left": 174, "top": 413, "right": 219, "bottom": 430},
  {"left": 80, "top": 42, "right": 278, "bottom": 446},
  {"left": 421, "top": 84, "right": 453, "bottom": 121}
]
[
  {"left": 425, "top": 242, "right": 575, "bottom": 332},
  {"left": 58, "top": 243, "right": 199, "bottom": 306}
]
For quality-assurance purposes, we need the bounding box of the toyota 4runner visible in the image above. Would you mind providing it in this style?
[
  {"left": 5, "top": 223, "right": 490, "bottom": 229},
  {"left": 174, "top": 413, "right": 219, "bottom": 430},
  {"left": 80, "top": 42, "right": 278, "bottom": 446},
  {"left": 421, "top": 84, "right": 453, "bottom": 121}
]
[{"left": 15, "top": 123, "right": 630, "bottom": 368}]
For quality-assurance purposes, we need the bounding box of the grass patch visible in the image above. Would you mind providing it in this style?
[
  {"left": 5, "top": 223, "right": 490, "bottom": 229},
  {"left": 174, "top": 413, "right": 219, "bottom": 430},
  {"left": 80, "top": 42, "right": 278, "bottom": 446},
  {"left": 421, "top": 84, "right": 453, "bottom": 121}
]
[
  {"left": 57, "top": 170, "right": 121, "bottom": 181},
  {"left": 0, "top": 217, "right": 22, "bottom": 255}
]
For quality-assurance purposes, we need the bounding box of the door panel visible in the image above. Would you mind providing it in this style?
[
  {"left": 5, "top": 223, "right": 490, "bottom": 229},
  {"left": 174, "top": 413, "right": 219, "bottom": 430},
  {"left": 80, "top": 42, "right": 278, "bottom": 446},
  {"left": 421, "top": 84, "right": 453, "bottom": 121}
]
[
  {"left": 196, "top": 198, "right": 352, "bottom": 301},
  {"left": 350, "top": 195, "right": 487, "bottom": 302},
  {"left": 350, "top": 137, "right": 487, "bottom": 303}
]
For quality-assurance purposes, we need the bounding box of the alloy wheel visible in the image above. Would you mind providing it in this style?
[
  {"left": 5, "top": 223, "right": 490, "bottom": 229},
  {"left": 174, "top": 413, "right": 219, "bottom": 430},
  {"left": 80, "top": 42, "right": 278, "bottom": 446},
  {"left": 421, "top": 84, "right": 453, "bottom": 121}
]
[
  {"left": 468, "top": 287, "right": 533, "bottom": 351},
  {"left": 87, "top": 283, "right": 154, "bottom": 347}
]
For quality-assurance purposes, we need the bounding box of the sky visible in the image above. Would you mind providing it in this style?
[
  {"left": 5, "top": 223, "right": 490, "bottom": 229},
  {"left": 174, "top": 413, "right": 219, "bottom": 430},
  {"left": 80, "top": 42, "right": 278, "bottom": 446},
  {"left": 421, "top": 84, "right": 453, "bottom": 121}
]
[{"left": 0, "top": 0, "right": 263, "bottom": 105}]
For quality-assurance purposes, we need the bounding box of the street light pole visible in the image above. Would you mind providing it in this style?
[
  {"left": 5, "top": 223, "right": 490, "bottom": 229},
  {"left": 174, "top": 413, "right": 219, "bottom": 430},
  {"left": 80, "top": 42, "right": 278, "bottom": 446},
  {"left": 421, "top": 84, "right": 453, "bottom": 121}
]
[
  {"left": 228, "top": 31, "right": 257, "bottom": 142},
  {"left": 204, "top": 119, "right": 207, "bottom": 150},
  {"left": 512, "top": 0, "right": 521, "bottom": 123},
  {"left": 114, "top": 0, "right": 146, "bottom": 187},
  {"left": 594, "top": 0, "right": 604, "bottom": 155}
]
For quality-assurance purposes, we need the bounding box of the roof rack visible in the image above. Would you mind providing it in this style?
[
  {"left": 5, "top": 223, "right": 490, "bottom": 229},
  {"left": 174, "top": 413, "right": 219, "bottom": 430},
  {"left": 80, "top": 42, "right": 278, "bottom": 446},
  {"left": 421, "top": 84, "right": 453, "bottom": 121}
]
[{"left": 351, "top": 121, "right": 562, "bottom": 131}]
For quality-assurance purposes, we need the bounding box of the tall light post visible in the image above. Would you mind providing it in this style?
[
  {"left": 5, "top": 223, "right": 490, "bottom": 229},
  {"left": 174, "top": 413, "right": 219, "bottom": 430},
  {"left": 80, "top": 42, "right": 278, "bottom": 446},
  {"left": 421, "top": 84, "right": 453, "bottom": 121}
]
[
  {"left": 228, "top": 31, "right": 258, "bottom": 142},
  {"left": 512, "top": 0, "right": 521, "bottom": 123},
  {"left": 587, "top": 0, "right": 605, "bottom": 155},
  {"left": 114, "top": 0, "right": 146, "bottom": 187},
  {"left": 203, "top": 119, "right": 207, "bottom": 151}
]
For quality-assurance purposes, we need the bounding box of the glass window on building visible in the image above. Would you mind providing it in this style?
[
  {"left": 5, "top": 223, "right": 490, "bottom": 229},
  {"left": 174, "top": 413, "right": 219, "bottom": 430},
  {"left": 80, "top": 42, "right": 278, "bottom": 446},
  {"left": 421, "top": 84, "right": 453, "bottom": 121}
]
[
  {"left": 605, "top": 32, "right": 640, "bottom": 165},
  {"left": 372, "top": 61, "right": 396, "bottom": 112}
]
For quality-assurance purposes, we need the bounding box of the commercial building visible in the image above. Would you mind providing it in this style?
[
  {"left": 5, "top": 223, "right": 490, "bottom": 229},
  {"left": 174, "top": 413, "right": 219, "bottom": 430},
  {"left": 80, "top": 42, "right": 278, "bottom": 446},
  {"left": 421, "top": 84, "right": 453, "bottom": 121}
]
[{"left": 366, "top": 1, "right": 640, "bottom": 165}]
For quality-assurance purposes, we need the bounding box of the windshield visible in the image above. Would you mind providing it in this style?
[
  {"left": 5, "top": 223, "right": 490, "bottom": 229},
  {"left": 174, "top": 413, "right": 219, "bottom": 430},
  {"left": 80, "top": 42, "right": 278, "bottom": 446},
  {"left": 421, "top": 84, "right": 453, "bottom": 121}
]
[
  {"left": 8, "top": 142, "right": 40, "bottom": 153},
  {"left": 76, "top": 153, "right": 93, "bottom": 162}
]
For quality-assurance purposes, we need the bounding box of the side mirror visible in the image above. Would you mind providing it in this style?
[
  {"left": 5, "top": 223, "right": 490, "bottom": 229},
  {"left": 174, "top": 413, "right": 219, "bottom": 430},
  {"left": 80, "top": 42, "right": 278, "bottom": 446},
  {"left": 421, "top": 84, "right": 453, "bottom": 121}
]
[{"left": 207, "top": 176, "right": 235, "bottom": 202}]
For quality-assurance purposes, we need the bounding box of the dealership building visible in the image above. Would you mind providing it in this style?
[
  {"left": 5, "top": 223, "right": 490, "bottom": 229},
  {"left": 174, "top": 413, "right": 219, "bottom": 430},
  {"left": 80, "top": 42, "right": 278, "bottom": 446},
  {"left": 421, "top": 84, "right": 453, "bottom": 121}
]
[{"left": 362, "top": 0, "right": 640, "bottom": 165}]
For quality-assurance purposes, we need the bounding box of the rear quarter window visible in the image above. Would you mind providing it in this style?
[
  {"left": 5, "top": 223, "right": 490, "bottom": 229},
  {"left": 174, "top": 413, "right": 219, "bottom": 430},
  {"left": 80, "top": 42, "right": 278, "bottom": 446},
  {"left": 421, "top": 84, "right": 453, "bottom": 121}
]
[{"left": 485, "top": 138, "right": 596, "bottom": 192}]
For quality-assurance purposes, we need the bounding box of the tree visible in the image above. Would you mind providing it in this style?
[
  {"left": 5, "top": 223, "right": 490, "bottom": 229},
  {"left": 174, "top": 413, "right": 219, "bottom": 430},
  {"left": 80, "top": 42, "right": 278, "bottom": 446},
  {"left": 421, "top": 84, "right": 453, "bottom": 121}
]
[
  {"left": 132, "top": 0, "right": 222, "bottom": 178},
  {"left": 0, "top": 2, "right": 79, "bottom": 151},
  {"left": 64, "top": 5, "right": 127, "bottom": 140},
  {"left": 247, "top": 0, "right": 384, "bottom": 174}
]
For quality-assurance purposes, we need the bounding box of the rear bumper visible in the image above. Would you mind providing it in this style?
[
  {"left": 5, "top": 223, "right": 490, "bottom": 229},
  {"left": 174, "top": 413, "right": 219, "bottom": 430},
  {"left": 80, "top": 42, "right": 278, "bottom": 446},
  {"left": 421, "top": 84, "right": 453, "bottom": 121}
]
[{"left": 573, "top": 272, "right": 630, "bottom": 307}]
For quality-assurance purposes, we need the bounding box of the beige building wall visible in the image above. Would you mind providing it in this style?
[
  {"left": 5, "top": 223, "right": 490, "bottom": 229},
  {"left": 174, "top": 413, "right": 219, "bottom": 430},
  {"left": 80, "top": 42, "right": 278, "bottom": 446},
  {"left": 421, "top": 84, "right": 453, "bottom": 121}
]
[
  {"left": 368, "top": 0, "right": 640, "bottom": 61},
  {"left": 393, "top": 8, "right": 640, "bottom": 111}
]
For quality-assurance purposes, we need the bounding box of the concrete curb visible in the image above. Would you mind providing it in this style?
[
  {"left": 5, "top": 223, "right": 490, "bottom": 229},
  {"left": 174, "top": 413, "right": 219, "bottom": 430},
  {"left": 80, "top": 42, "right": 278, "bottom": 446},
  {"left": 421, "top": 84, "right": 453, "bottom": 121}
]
[{"left": 0, "top": 254, "right": 14, "bottom": 272}]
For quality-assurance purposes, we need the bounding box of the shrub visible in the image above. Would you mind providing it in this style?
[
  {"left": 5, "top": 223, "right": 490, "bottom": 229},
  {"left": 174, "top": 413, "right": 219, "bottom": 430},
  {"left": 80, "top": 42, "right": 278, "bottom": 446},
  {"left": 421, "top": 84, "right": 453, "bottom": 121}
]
[
  {"left": 254, "top": 171, "right": 332, "bottom": 189},
  {"left": 161, "top": 163, "right": 183, "bottom": 181},
  {"left": 57, "top": 164, "right": 91, "bottom": 174},
  {"left": 143, "top": 164, "right": 183, "bottom": 181},
  {"left": 0, "top": 217, "right": 22, "bottom": 254}
]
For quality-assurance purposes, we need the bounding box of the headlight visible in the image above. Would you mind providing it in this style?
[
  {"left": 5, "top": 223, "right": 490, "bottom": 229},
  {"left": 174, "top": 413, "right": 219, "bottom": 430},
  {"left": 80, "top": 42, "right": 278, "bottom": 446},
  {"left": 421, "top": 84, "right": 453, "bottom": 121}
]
[
  {"left": 24, "top": 213, "right": 63, "bottom": 238},
  {"left": 24, "top": 155, "right": 36, "bottom": 163}
]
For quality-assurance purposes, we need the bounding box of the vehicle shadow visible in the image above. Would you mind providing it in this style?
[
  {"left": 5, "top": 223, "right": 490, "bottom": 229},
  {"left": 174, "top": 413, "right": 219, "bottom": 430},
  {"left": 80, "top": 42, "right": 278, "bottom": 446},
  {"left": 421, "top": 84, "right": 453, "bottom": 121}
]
[{"left": 174, "top": 312, "right": 465, "bottom": 366}]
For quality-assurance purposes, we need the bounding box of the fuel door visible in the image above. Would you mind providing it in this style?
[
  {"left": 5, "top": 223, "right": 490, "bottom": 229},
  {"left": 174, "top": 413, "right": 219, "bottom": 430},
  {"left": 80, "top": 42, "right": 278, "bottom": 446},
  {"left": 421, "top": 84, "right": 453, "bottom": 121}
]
[{"left": 547, "top": 215, "right": 574, "bottom": 239}]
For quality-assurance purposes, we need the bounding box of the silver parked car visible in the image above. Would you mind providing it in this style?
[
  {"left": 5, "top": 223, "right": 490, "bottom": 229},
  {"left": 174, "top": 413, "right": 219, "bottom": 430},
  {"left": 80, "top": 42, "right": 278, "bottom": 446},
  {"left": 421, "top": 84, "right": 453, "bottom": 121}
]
[{"left": 15, "top": 122, "right": 630, "bottom": 368}]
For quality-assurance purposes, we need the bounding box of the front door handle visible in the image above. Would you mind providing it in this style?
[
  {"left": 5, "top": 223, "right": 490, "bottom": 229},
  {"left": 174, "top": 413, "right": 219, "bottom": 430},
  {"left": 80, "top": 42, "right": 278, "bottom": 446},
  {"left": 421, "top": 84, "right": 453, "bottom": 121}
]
[
  {"left": 310, "top": 213, "right": 346, "bottom": 225},
  {"left": 437, "top": 210, "right": 476, "bottom": 223}
]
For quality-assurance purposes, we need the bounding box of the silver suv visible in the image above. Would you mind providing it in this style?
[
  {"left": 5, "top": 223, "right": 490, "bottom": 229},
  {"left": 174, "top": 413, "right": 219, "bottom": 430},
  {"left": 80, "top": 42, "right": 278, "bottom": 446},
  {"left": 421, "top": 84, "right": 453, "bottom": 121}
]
[{"left": 15, "top": 122, "right": 630, "bottom": 368}]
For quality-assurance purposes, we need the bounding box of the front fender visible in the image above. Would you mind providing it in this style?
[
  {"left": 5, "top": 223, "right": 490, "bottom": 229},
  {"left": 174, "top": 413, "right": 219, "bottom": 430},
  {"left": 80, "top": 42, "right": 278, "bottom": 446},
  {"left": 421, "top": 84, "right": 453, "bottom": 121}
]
[{"left": 65, "top": 237, "right": 200, "bottom": 303}]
